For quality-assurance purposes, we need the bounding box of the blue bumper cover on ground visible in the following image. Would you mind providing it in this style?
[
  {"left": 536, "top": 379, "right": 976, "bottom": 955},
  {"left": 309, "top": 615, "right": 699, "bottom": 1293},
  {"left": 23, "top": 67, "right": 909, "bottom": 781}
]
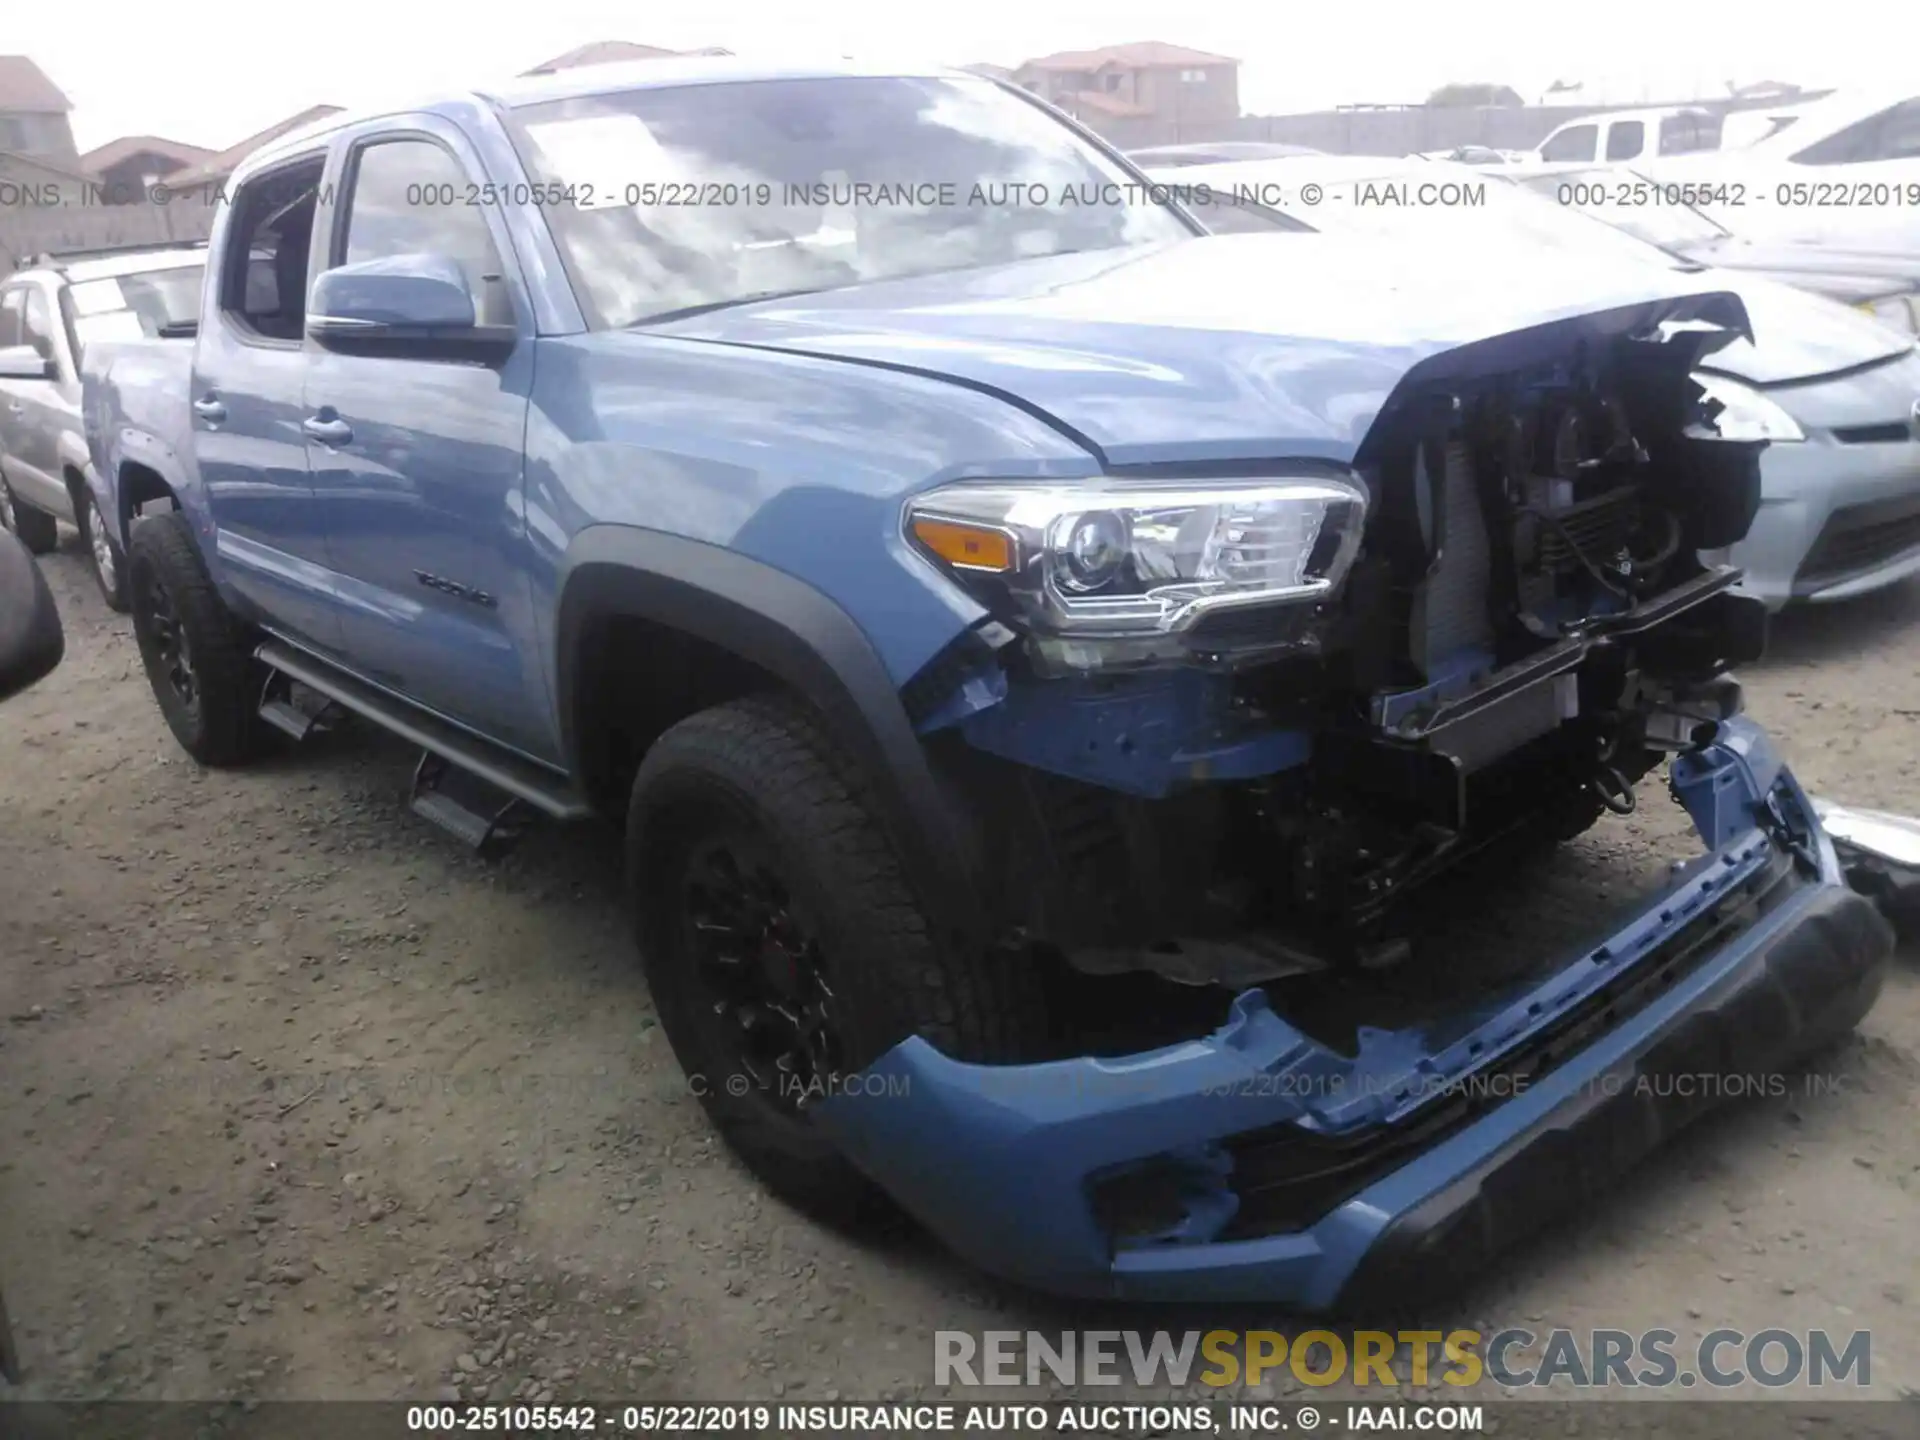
[{"left": 814, "top": 718, "right": 1895, "bottom": 1306}]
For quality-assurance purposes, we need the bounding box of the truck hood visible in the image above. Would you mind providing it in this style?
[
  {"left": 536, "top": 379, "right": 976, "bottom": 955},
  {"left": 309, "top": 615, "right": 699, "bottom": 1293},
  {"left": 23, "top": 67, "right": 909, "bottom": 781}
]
[{"left": 658, "top": 234, "right": 1751, "bottom": 467}]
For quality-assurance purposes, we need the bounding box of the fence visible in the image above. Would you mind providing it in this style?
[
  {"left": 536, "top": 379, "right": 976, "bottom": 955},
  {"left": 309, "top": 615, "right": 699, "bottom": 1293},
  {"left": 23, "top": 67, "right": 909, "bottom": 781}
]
[
  {"left": 1104, "top": 91, "right": 1832, "bottom": 156},
  {"left": 0, "top": 198, "right": 216, "bottom": 279}
]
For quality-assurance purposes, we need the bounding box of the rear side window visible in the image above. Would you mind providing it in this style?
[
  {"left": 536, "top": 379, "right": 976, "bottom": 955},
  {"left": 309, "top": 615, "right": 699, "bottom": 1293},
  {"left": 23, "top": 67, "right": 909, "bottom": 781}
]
[
  {"left": 1658, "top": 111, "right": 1722, "bottom": 154},
  {"left": 1540, "top": 124, "right": 1597, "bottom": 162},
  {"left": 219, "top": 157, "right": 326, "bottom": 343},
  {"left": 117, "top": 268, "right": 204, "bottom": 334},
  {"left": 67, "top": 266, "right": 205, "bottom": 356},
  {"left": 1792, "top": 100, "right": 1920, "bottom": 164},
  {"left": 338, "top": 139, "right": 512, "bottom": 325},
  {"left": 1605, "top": 121, "right": 1645, "bottom": 160}
]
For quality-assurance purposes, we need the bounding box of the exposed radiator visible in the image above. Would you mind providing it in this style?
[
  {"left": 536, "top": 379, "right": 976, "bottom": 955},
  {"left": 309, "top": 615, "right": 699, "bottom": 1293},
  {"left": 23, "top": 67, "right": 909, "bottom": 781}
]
[{"left": 1407, "top": 440, "right": 1495, "bottom": 679}]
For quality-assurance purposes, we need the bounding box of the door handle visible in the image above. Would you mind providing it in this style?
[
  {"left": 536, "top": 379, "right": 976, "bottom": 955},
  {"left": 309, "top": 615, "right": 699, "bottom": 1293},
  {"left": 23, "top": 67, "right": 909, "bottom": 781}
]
[
  {"left": 192, "top": 396, "right": 226, "bottom": 424},
  {"left": 302, "top": 415, "right": 354, "bottom": 446}
]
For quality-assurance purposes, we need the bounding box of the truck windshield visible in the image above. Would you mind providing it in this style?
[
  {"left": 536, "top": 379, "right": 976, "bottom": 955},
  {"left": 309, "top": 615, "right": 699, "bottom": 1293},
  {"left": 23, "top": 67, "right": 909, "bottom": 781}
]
[
  {"left": 66, "top": 265, "right": 204, "bottom": 355},
  {"left": 508, "top": 75, "right": 1194, "bottom": 327}
]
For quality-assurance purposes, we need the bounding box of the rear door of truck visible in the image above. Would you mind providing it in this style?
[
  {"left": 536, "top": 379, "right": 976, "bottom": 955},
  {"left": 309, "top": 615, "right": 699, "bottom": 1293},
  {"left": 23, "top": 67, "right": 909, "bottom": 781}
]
[{"left": 190, "top": 147, "right": 343, "bottom": 649}]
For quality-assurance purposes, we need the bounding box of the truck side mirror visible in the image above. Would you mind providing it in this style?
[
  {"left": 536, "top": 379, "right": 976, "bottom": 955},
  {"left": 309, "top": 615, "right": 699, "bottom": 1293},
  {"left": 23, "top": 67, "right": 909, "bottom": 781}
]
[
  {"left": 307, "top": 253, "right": 514, "bottom": 363},
  {"left": 0, "top": 344, "right": 54, "bottom": 381},
  {"left": 0, "top": 529, "right": 64, "bottom": 702}
]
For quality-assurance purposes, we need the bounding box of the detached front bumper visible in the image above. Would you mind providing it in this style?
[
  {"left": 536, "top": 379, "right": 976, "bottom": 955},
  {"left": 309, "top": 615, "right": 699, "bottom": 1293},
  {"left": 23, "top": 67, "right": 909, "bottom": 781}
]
[{"left": 815, "top": 718, "right": 1893, "bottom": 1307}]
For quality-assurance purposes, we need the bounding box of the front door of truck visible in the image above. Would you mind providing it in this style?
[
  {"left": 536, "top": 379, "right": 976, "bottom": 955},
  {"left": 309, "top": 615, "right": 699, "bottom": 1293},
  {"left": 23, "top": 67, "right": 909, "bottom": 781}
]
[
  {"left": 301, "top": 119, "right": 554, "bottom": 763},
  {"left": 189, "top": 151, "right": 342, "bottom": 649}
]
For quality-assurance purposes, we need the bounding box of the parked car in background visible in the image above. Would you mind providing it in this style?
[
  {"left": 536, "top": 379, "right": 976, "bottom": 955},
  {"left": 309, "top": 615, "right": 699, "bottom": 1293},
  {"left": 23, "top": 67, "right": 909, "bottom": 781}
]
[
  {"left": 1410, "top": 145, "right": 1524, "bottom": 165},
  {"left": 1644, "top": 90, "right": 1920, "bottom": 248},
  {"left": 1518, "top": 165, "right": 1920, "bottom": 335},
  {"left": 1126, "top": 140, "right": 1324, "bottom": 168},
  {"left": 1158, "top": 156, "right": 1920, "bottom": 610},
  {"left": 1727, "top": 88, "right": 1920, "bottom": 171},
  {"left": 1719, "top": 98, "right": 1827, "bottom": 151},
  {"left": 1530, "top": 105, "right": 1724, "bottom": 166},
  {"left": 0, "top": 243, "right": 205, "bottom": 609}
]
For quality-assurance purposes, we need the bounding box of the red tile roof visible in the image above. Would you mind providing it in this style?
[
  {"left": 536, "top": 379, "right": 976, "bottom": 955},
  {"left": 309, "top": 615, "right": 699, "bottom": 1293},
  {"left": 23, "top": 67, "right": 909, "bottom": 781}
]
[
  {"left": 523, "top": 40, "right": 733, "bottom": 74},
  {"left": 167, "top": 105, "right": 347, "bottom": 189},
  {"left": 78, "top": 135, "right": 217, "bottom": 175},
  {"left": 0, "top": 56, "right": 71, "bottom": 114}
]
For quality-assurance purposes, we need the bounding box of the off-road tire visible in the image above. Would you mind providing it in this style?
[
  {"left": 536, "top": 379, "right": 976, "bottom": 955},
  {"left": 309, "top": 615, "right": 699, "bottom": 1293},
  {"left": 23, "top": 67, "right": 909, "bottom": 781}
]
[
  {"left": 79, "top": 488, "right": 128, "bottom": 612},
  {"left": 126, "top": 511, "right": 271, "bottom": 766},
  {"left": 0, "top": 476, "right": 57, "bottom": 555},
  {"left": 626, "top": 694, "right": 1047, "bottom": 1221}
]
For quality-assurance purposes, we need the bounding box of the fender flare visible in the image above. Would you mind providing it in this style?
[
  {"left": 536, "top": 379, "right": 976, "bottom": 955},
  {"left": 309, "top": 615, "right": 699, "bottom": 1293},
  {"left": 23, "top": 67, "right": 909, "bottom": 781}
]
[{"left": 554, "top": 525, "right": 986, "bottom": 951}]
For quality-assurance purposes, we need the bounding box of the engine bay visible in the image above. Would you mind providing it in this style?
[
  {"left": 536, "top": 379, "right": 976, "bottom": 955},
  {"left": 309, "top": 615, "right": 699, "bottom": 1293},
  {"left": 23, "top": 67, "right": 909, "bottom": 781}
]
[{"left": 938, "top": 322, "right": 1775, "bottom": 999}]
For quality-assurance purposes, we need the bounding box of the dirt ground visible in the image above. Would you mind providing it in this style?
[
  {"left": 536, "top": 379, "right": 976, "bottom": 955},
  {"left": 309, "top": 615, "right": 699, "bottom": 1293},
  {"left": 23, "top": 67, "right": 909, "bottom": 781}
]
[{"left": 2, "top": 534, "right": 1917, "bottom": 1411}]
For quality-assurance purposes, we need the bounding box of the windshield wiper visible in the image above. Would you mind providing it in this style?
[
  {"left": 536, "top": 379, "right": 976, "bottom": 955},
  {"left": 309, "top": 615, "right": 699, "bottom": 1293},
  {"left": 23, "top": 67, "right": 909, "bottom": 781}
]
[{"left": 633, "top": 288, "right": 828, "bottom": 326}]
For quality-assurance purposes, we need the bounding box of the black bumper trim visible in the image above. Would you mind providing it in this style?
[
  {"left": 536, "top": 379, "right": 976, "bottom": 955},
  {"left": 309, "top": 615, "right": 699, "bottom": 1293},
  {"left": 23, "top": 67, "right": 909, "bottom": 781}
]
[{"left": 1334, "top": 885, "right": 1893, "bottom": 1314}]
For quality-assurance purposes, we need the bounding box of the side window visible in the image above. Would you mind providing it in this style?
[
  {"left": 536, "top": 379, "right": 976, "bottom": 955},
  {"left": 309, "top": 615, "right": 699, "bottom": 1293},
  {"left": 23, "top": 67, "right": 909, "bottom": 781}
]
[
  {"left": 219, "top": 157, "right": 327, "bottom": 343},
  {"left": 1605, "top": 120, "right": 1645, "bottom": 161},
  {"left": 339, "top": 139, "right": 512, "bottom": 325},
  {"left": 1659, "top": 112, "right": 1721, "bottom": 155},
  {"left": 1787, "top": 101, "right": 1920, "bottom": 165},
  {"left": 1791, "top": 116, "right": 1878, "bottom": 165},
  {"left": 0, "top": 289, "right": 24, "bottom": 350},
  {"left": 1540, "top": 124, "right": 1597, "bottom": 163},
  {"left": 22, "top": 289, "right": 57, "bottom": 362}
]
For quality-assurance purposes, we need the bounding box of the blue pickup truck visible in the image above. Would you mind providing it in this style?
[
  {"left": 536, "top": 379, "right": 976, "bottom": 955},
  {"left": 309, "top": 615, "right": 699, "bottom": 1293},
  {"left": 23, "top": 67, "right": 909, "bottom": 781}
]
[{"left": 82, "top": 57, "right": 1893, "bottom": 1307}]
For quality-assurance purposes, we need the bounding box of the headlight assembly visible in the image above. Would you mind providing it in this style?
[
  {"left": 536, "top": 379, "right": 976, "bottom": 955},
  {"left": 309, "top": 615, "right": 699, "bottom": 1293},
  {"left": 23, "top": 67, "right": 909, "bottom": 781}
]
[
  {"left": 1693, "top": 373, "right": 1805, "bottom": 444},
  {"left": 1858, "top": 294, "right": 1919, "bottom": 337},
  {"left": 905, "top": 471, "right": 1369, "bottom": 670}
]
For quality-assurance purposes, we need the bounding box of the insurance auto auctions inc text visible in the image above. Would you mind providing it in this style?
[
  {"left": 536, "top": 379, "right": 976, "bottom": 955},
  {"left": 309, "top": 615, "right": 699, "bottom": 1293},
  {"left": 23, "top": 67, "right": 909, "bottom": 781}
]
[{"left": 936, "top": 1327, "right": 1871, "bottom": 1391}]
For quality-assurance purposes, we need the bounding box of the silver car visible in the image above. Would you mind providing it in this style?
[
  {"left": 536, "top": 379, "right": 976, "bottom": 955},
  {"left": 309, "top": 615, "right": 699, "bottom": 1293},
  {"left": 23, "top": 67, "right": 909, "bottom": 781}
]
[
  {"left": 1692, "top": 289, "right": 1920, "bottom": 608},
  {"left": 1163, "top": 158, "right": 1920, "bottom": 610},
  {"left": 0, "top": 244, "right": 204, "bottom": 610},
  {"left": 1513, "top": 164, "right": 1920, "bottom": 338}
]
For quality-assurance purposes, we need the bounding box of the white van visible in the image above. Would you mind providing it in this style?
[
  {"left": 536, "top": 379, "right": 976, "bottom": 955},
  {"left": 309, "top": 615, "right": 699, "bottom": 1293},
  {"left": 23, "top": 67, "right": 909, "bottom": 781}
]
[{"left": 1531, "top": 105, "right": 1723, "bottom": 165}]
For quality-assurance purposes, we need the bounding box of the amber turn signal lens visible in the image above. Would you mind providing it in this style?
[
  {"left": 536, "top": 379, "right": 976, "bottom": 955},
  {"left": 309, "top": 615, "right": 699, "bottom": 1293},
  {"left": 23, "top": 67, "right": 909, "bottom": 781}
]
[{"left": 911, "top": 517, "right": 1015, "bottom": 572}]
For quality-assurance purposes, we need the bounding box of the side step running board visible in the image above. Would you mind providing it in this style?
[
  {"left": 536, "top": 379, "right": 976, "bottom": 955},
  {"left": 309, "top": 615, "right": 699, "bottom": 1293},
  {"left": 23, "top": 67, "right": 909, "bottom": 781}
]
[
  {"left": 258, "top": 667, "right": 346, "bottom": 741},
  {"left": 254, "top": 639, "right": 593, "bottom": 825},
  {"left": 410, "top": 751, "right": 532, "bottom": 856}
]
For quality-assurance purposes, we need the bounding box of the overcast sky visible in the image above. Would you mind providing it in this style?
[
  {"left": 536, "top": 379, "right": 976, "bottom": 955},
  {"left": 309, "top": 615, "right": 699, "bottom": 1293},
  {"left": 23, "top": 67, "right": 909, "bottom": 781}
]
[{"left": 13, "top": 0, "right": 1907, "bottom": 155}]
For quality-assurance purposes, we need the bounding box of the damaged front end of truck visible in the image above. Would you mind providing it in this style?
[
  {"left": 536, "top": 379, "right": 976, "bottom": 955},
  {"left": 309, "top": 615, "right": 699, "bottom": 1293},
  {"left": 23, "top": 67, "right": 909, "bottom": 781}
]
[{"left": 817, "top": 287, "right": 1896, "bottom": 1305}]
